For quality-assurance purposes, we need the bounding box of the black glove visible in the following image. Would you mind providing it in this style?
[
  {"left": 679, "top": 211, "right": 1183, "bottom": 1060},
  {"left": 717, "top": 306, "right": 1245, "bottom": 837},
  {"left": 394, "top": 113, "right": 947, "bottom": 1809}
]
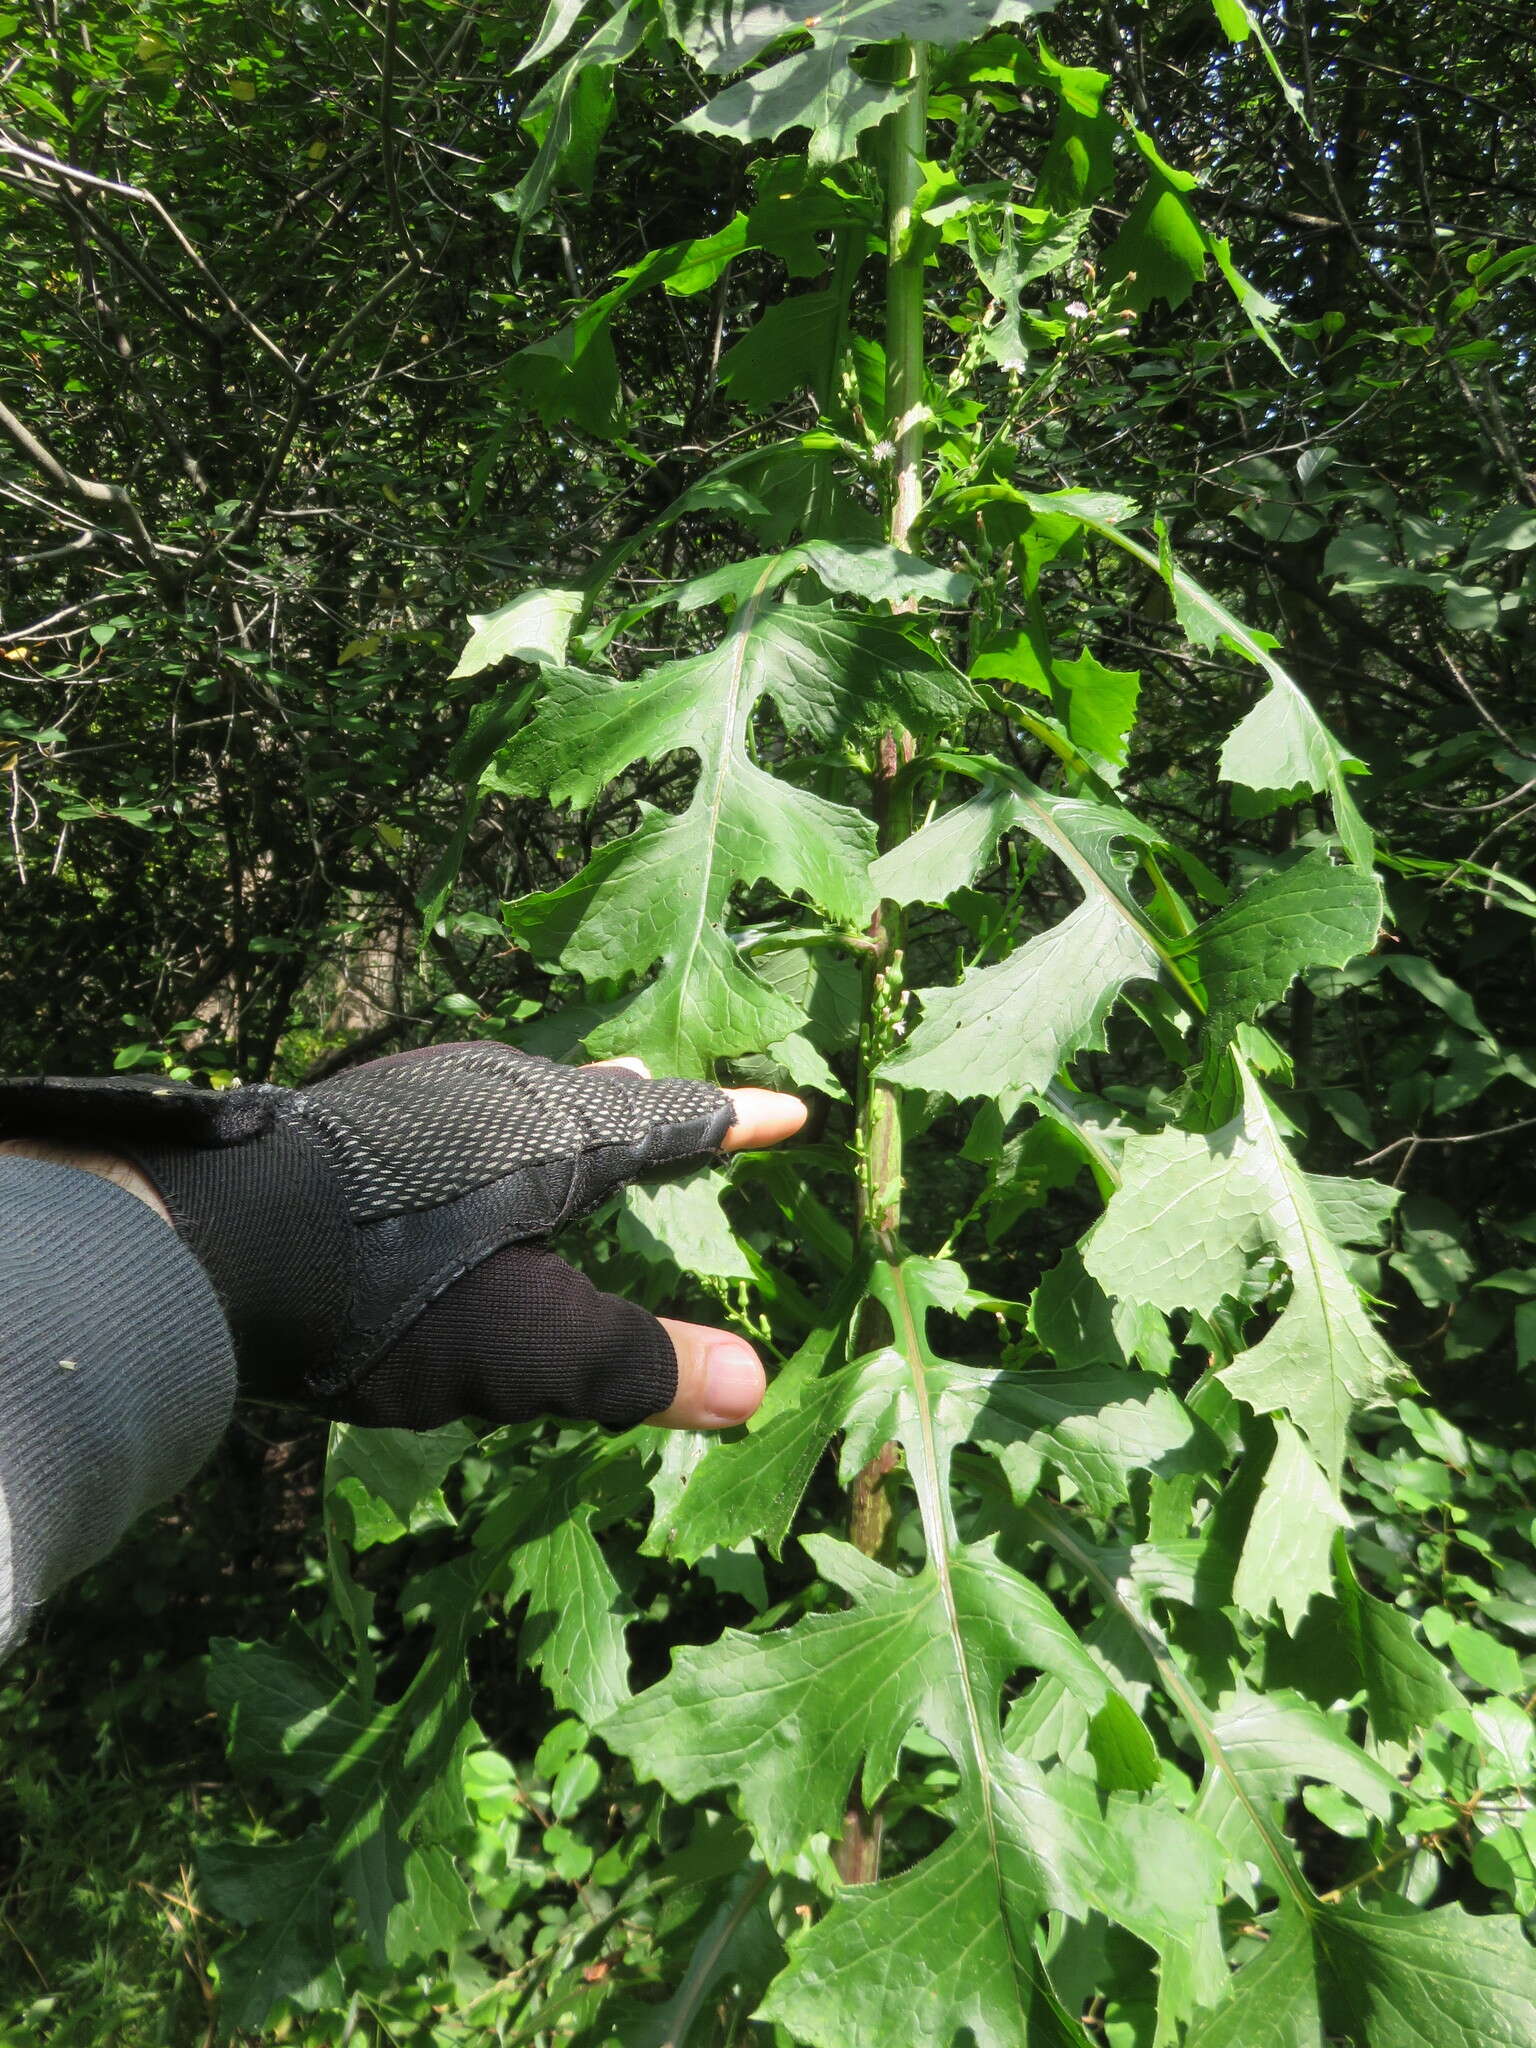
[{"left": 0, "top": 1044, "right": 736, "bottom": 1431}]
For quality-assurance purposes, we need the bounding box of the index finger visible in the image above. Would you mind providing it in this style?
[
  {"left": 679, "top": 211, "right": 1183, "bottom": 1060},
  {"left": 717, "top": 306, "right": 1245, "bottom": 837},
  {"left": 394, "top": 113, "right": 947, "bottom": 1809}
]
[
  {"left": 721, "top": 1085, "right": 807, "bottom": 1153},
  {"left": 583, "top": 1060, "right": 806, "bottom": 1154}
]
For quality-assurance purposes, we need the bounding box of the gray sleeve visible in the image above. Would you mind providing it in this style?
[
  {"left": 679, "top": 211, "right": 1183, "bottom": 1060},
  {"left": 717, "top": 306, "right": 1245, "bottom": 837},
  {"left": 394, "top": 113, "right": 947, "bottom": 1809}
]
[{"left": 0, "top": 1159, "right": 237, "bottom": 1658}]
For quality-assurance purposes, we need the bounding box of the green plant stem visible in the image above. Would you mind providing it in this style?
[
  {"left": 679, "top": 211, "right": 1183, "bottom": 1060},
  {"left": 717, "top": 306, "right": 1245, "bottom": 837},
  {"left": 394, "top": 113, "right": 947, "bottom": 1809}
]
[
  {"left": 837, "top": 39, "right": 930, "bottom": 1891},
  {"left": 883, "top": 56, "right": 929, "bottom": 568},
  {"left": 857, "top": 33, "right": 929, "bottom": 1270}
]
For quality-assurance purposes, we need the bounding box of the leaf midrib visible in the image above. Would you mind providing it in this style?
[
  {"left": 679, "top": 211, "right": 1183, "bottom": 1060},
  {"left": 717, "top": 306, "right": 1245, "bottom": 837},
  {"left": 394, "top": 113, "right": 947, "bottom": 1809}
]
[
  {"left": 1242, "top": 1067, "right": 1388, "bottom": 1475},
  {"left": 657, "top": 559, "right": 781, "bottom": 1052},
  {"left": 929, "top": 750, "right": 1205, "bottom": 1018},
  {"left": 885, "top": 1258, "right": 1043, "bottom": 2016},
  {"left": 1020, "top": 1495, "right": 1314, "bottom": 1918}
]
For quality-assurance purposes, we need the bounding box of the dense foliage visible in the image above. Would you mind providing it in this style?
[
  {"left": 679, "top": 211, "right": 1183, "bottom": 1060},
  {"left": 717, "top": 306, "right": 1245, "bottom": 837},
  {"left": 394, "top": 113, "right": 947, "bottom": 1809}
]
[{"left": 2, "top": 0, "right": 1536, "bottom": 2042}]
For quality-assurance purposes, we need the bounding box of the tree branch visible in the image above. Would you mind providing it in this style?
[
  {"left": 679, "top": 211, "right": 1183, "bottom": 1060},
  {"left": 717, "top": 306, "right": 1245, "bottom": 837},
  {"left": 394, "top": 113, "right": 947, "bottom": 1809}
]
[
  {"left": 0, "top": 133, "right": 301, "bottom": 383},
  {"left": 0, "top": 394, "right": 178, "bottom": 597}
]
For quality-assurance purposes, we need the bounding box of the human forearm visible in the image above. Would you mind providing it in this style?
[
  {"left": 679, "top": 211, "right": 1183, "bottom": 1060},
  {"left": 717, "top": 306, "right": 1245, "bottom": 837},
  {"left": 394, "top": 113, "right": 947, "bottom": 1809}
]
[{"left": 0, "top": 1156, "right": 235, "bottom": 1658}]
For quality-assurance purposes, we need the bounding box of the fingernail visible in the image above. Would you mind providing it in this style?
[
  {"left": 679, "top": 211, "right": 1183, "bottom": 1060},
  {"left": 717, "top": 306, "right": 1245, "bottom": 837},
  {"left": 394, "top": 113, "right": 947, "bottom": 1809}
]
[{"left": 701, "top": 1343, "right": 764, "bottom": 1425}]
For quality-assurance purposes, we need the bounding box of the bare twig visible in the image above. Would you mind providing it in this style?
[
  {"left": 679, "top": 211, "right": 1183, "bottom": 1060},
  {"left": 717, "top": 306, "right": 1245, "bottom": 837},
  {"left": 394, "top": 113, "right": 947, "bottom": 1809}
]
[
  {"left": 187, "top": 256, "right": 418, "bottom": 572},
  {"left": 378, "top": 0, "right": 421, "bottom": 263},
  {"left": 7, "top": 758, "right": 32, "bottom": 884},
  {"left": 0, "top": 396, "right": 176, "bottom": 593},
  {"left": 1356, "top": 1116, "right": 1536, "bottom": 1169},
  {"left": 0, "top": 593, "right": 118, "bottom": 643},
  {"left": 0, "top": 133, "right": 300, "bottom": 381},
  {"left": 2, "top": 530, "right": 98, "bottom": 570},
  {"left": 1431, "top": 640, "right": 1525, "bottom": 753}
]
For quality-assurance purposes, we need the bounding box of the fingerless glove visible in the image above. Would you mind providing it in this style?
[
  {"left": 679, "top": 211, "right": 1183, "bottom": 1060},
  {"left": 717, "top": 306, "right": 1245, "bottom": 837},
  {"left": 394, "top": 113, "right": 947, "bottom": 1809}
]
[{"left": 0, "top": 1044, "right": 735, "bottom": 1431}]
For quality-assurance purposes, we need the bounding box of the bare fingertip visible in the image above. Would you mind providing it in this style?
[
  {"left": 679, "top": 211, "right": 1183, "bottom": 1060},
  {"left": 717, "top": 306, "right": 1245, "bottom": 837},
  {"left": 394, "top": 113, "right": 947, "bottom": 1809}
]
[
  {"left": 720, "top": 1086, "right": 809, "bottom": 1152},
  {"left": 700, "top": 1342, "right": 766, "bottom": 1425}
]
